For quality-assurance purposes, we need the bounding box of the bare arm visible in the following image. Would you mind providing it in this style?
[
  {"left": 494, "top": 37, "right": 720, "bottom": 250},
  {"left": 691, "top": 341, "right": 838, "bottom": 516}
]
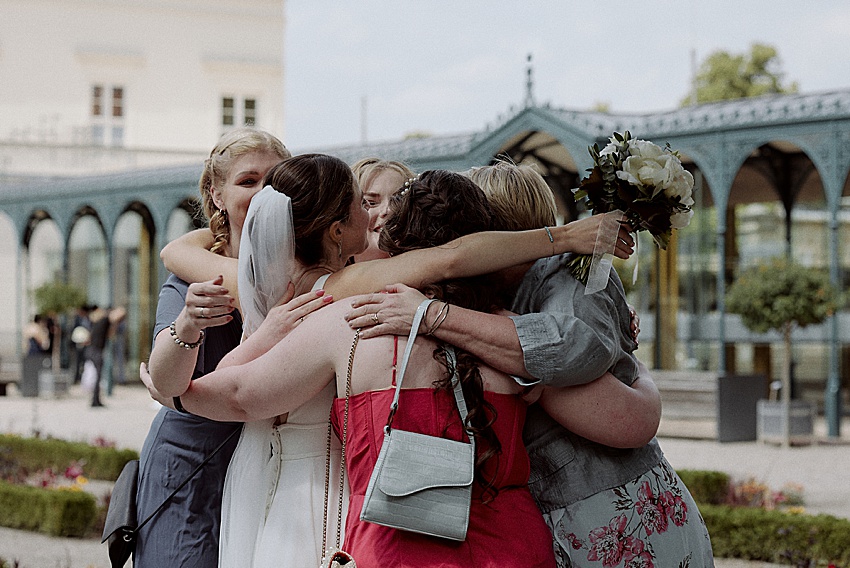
[
  {"left": 538, "top": 360, "right": 661, "bottom": 448},
  {"left": 148, "top": 276, "right": 235, "bottom": 397},
  {"left": 348, "top": 284, "right": 530, "bottom": 377},
  {"left": 325, "top": 217, "right": 633, "bottom": 300},
  {"left": 217, "top": 289, "right": 334, "bottom": 369},
  {"left": 161, "top": 229, "right": 240, "bottom": 307},
  {"left": 158, "top": 306, "right": 347, "bottom": 422}
]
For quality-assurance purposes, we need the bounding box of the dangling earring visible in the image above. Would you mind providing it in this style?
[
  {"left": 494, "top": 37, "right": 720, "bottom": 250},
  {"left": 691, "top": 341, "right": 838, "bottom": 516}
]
[
  {"left": 337, "top": 240, "right": 343, "bottom": 260},
  {"left": 219, "top": 208, "right": 228, "bottom": 222}
]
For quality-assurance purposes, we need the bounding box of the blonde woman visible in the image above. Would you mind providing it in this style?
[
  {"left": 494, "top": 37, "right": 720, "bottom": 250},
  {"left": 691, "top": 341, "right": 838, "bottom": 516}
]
[
  {"left": 351, "top": 157, "right": 416, "bottom": 262},
  {"left": 134, "top": 128, "right": 296, "bottom": 568}
]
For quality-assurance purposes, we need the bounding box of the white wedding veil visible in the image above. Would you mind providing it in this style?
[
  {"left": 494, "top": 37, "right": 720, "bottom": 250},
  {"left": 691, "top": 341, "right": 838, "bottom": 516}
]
[
  {"left": 220, "top": 185, "right": 296, "bottom": 567},
  {"left": 237, "top": 184, "right": 296, "bottom": 337}
]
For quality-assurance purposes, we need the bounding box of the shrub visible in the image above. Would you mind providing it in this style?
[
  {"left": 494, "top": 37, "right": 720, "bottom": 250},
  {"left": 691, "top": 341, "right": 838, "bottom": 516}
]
[
  {"left": 0, "top": 480, "right": 98, "bottom": 537},
  {"left": 701, "top": 504, "right": 850, "bottom": 566},
  {"left": 677, "top": 469, "right": 730, "bottom": 505},
  {"left": 0, "top": 434, "right": 138, "bottom": 481}
]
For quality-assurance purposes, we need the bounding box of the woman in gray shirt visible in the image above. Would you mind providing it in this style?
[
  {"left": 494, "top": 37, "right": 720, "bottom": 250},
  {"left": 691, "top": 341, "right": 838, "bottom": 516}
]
[{"left": 347, "top": 162, "right": 714, "bottom": 568}]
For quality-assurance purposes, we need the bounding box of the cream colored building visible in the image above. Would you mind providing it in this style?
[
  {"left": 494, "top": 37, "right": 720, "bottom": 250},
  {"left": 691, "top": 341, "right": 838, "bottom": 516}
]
[
  {"left": 0, "top": 0, "right": 285, "bottom": 361},
  {"left": 0, "top": 0, "right": 285, "bottom": 178}
]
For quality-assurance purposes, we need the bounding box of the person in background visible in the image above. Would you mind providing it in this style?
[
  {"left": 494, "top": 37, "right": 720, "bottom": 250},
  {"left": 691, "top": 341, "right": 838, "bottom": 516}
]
[
  {"left": 24, "top": 314, "right": 51, "bottom": 355},
  {"left": 108, "top": 306, "right": 128, "bottom": 386},
  {"left": 350, "top": 157, "right": 415, "bottom": 263},
  {"left": 86, "top": 306, "right": 109, "bottom": 408},
  {"left": 70, "top": 305, "right": 93, "bottom": 384}
]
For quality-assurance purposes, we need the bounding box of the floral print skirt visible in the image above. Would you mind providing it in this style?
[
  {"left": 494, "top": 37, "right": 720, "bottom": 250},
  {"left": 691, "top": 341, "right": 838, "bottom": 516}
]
[{"left": 542, "top": 458, "right": 714, "bottom": 568}]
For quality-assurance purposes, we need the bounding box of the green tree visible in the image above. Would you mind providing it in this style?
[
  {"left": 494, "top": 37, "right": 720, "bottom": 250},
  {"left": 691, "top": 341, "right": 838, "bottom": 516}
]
[
  {"left": 725, "top": 257, "right": 840, "bottom": 446},
  {"left": 682, "top": 43, "right": 799, "bottom": 106}
]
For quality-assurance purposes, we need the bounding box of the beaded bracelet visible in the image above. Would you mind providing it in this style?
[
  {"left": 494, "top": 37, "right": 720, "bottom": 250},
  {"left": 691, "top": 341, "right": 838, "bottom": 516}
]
[{"left": 169, "top": 321, "right": 204, "bottom": 349}]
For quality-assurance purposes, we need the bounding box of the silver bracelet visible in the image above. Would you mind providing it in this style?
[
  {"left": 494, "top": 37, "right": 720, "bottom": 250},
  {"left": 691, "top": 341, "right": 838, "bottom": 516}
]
[
  {"left": 169, "top": 321, "right": 204, "bottom": 349},
  {"left": 543, "top": 226, "right": 555, "bottom": 256}
]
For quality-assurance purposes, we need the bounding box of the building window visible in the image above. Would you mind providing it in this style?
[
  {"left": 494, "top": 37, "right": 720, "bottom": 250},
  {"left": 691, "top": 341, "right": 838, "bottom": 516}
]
[
  {"left": 244, "top": 99, "right": 256, "bottom": 126},
  {"left": 91, "top": 83, "right": 125, "bottom": 146},
  {"left": 112, "top": 87, "right": 123, "bottom": 118},
  {"left": 92, "top": 85, "right": 103, "bottom": 117},
  {"left": 222, "top": 97, "right": 235, "bottom": 126},
  {"left": 222, "top": 96, "right": 258, "bottom": 128}
]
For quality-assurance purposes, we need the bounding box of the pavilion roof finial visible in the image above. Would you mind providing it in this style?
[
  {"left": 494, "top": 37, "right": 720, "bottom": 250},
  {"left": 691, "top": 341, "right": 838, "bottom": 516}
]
[{"left": 524, "top": 53, "right": 536, "bottom": 108}]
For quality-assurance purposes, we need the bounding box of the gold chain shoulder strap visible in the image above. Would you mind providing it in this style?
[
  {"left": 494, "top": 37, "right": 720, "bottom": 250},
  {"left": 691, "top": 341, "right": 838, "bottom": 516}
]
[{"left": 321, "top": 329, "right": 360, "bottom": 563}]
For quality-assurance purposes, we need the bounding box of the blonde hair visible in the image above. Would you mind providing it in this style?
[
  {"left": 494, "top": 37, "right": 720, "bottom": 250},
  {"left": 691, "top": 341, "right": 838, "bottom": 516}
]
[
  {"left": 351, "top": 157, "right": 415, "bottom": 193},
  {"left": 466, "top": 161, "right": 557, "bottom": 231},
  {"left": 199, "top": 127, "right": 290, "bottom": 255}
]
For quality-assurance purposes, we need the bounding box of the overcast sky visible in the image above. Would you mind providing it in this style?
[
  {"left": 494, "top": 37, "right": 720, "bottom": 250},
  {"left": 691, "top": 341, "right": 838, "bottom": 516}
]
[{"left": 282, "top": 1, "right": 850, "bottom": 151}]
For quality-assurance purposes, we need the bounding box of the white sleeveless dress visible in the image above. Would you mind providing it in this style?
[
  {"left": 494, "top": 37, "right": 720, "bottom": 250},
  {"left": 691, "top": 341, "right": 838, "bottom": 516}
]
[{"left": 219, "top": 275, "right": 348, "bottom": 568}]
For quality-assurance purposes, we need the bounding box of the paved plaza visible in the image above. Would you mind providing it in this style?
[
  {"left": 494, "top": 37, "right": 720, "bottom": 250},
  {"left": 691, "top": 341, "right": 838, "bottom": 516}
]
[{"left": 0, "top": 382, "right": 847, "bottom": 568}]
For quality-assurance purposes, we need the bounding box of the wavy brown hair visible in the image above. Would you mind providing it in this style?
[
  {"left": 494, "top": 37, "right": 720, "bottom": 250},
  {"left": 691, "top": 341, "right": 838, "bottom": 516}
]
[
  {"left": 199, "top": 127, "right": 290, "bottom": 255},
  {"left": 263, "top": 153, "right": 357, "bottom": 266},
  {"left": 380, "top": 169, "right": 504, "bottom": 499}
]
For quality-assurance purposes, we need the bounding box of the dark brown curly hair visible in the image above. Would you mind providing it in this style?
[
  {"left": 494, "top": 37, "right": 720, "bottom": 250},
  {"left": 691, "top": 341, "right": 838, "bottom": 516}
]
[{"left": 380, "top": 170, "right": 505, "bottom": 499}]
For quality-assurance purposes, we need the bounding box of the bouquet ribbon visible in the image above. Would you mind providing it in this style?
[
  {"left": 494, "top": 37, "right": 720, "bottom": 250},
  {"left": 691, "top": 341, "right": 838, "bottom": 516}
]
[{"left": 584, "top": 210, "right": 625, "bottom": 295}]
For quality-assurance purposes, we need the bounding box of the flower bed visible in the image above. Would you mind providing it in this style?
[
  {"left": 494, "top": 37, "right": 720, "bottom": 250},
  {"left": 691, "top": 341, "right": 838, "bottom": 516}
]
[
  {"left": 0, "top": 433, "right": 137, "bottom": 481},
  {"left": 0, "top": 433, "right": 138, "bottom": 538}
]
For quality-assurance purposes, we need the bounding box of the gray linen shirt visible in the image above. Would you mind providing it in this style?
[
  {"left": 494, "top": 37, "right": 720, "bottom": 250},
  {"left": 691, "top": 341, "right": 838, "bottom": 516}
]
[{"left": 509, "top": 253, "right": 663, "bottom": 513}]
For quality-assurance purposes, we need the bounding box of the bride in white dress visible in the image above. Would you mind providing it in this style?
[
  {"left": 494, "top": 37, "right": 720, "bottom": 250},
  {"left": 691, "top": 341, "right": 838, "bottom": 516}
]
[{"left": 219, "top": 166, "right": 358, "bottom": 568}]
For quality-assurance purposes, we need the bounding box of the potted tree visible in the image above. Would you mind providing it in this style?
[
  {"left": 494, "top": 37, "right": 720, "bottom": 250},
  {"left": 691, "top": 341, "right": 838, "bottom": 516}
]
[
  {"left": 31, "top": 280, "right": 87, "bottom": 396},
  {"left": 725, "top": 257, "right": 840, "bottom": 447}
]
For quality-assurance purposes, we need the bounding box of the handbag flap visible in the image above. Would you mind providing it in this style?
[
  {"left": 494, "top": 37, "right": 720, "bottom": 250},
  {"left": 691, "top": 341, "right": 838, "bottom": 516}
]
[
  {"left": 377, "top": 430, "right": 474, "bottom": 497},
  {"left": 101, "top": 459, "right": 139, "bottom": 543}
]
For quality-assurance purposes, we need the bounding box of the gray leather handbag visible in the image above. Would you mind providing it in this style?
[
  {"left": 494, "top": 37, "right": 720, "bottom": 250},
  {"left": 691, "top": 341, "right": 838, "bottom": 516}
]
[{"left": 359, "top": 299, "right": 475, "bottom": 542}]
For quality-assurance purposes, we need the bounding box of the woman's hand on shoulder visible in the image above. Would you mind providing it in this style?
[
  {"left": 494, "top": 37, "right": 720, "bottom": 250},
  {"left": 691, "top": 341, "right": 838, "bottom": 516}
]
[
  {"left": 345, "top": 283, "right": 427, "bottom": 339},
  {"left": 258, "top": 283, "right": 334, "bottom": 341}
]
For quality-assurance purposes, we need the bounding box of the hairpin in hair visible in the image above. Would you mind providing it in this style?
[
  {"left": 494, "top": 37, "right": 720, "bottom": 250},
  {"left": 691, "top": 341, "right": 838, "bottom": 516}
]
[{"left": 398, "top": 176, "right": 418, "bottom": 197}]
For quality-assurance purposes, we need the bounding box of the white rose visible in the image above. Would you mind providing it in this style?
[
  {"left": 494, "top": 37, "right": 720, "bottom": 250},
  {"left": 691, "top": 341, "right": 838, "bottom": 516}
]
[
  {"left": 617, "top": 144, "right": 673, "bottom": 195},
  {"left": 629, "top": 139, "right": 665, "bottom": 160},
  {"left": 663, "top": 163, "right": 694, "bottom": 201}
]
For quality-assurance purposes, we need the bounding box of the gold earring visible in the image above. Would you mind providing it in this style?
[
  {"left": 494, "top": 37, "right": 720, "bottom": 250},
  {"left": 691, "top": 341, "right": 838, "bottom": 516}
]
[{"left": 337, "top": 241, "right": 343, "bottom": 259}]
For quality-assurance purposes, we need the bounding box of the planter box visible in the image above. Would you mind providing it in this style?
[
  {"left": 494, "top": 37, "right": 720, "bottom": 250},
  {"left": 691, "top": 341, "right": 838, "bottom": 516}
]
[
  {"left": 717, "top": 374, "right": 768, "bottom": 443},
  {"left": 756, "top": 399, "right": 816, "bottom": 445}
]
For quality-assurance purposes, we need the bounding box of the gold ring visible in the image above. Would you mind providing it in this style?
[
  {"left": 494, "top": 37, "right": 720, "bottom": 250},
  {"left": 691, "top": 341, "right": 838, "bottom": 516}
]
[{"left": 372, "top": 312, "right": 379, "bottom": 325}]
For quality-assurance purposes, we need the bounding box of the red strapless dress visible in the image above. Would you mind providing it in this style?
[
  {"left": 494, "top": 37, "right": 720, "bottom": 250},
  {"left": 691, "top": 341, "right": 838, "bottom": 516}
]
[{"left": 331, "top": 388, "right": 556, "bottom": 568}]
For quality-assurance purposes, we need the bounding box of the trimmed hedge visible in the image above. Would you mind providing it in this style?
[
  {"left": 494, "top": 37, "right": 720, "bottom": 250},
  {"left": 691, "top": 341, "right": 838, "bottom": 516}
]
[
  {"left": 0, "top": 480, "right": 97, "bottom": 537},
  {"left": 677, "top": 468, "right": 850, "bottom": 567},
  {"left": 701, "top": 504, "right": 850, "bottom": 567},
  {"left": 677, "top": 468, "right": 730, "bottom": 505},
  {"left": 0, "top": 433, "right": 138, "bottom": 481}
]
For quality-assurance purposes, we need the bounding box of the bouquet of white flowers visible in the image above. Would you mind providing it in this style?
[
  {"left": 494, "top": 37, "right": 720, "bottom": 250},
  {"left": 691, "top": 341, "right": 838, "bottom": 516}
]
[{"left": 568, "top": 131, "right": 695, "bottom": 287}]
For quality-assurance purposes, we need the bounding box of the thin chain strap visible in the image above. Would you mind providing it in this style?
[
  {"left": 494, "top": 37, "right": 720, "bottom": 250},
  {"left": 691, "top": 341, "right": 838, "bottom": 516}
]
[{"left": 321, "top": 330, "right": 360, "bottom": 559}]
